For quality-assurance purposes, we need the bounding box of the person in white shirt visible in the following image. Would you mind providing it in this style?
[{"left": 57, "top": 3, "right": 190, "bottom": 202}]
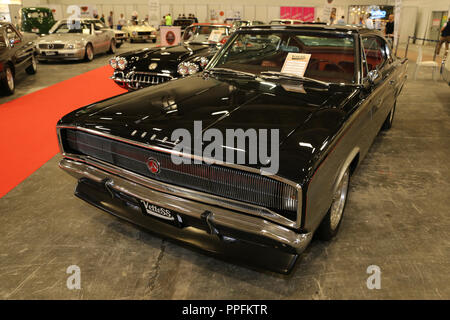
[
  {"left": 337, "top": 16, "right": 346, "bottom": 25},
  {"left": 118, "top": 13, "right": 126, "bottom": 30}
]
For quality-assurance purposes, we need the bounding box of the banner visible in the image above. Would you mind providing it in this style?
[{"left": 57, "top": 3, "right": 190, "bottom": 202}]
[
  {"left": 280, "top": 7, "right": 315, "bottom": 22},
  {"left": 148, "top": 0, "right": 160, "bottom": 28},
  {"left": 160, "top": 26, "right": 181, "bottom": 46}
]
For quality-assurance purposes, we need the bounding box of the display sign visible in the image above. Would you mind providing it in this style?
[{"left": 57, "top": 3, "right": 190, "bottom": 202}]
[
  {"left": 281, "top": 53, "right": 311, "bottom": 77},
  {"left": 280, "top": 7, "right": 315, "bottom": 22},
  {"left": 160, "top": 26, "right": 181, "bottom": 46},
  {"left": 208, "top": 30, "right": 223, "bottom": 42}
]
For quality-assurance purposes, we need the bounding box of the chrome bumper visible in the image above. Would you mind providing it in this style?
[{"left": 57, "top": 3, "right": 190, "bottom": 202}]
[
  {"left": 37, "top": 48, "right": 85, "bottom": 59},
  {"left": 59, "top": 158, "right": 312, "bottom": 255}
]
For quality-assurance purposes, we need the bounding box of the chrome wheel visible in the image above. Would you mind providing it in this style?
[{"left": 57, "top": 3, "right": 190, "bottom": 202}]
[
  {"left": 86, "top": 45, "right": 94, "bottom": 61},
  {"left": 6, "top": 67, "right": 14, "bottom": 91},
  {"left": 330, "top": 168, "right": 350, "bottom": 231},
  {"left": 110, "top": 40, "right": 116, "bottom": 53}
]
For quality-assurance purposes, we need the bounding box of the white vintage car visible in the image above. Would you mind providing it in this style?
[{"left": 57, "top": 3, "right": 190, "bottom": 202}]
[
  {"left": 122, "top": 20, "right": 157, "bottom": 43},
  {"left": 36, "top": 18, "right": 116, "bottom": 62}
]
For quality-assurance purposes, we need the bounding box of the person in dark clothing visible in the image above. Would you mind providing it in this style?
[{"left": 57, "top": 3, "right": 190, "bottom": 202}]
[
  {"left": 436, "top": 17, "right": 450, "bottom": 56},
  {"left": 385, "top": 14, "right": 395, "bottom": 46}
]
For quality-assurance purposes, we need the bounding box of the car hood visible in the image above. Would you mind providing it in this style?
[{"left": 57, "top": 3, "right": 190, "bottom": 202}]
[
  {"left": 118, "top": 43, "right": 214, "bottom": 74},
  {"left": 125, "top": 26, "right": 156, "bottom": 32},
  {"left": 38, "top": 33, "right": 87, "bottom": 43},
  {"left": 59, "top": 75, "right": 354, "bottom": 181}
]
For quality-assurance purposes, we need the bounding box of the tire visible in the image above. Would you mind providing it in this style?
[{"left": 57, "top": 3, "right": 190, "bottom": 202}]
[
  {"left": 382, "top": 101, "right": 396, "bottom": 131},
  {"left": 108, "top": 39, "right": 116, "bottom": 54},
  {"left": 316, "top": 167, "right": 350, "bottom": 240},
  {"left": 116, "top": 43, "right": 122, "bottom": 48},
  {"left": 152, "top": 39, "right": 156, "bottom": 43},
  {"left": 25, "top": 55, "right": 37, "bottom": 75},
  {"left": 1, "top": 65, "right": 15, "bottom": 95},
  {"left": 84, "top": 44, "right": 94, "bottom": 62}
]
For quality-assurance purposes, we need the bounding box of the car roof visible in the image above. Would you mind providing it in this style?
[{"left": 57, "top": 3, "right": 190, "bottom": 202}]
[
  {"left": 240, "top": 24, "right": 376, "bottom": 34},
  {"left": 191, "top": 23, "right": 231, "bottom": 27}
]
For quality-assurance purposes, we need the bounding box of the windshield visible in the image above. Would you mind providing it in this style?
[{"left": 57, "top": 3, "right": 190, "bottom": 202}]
[
  {"left": 183, "top": 25, "right": 229, "bottom": 44},
  {"left": 128, "top": 20, "right": 150, "bottom": 27},
  {"left": 209, "top": 30, "right": 356, "bottom": 84},
  {"left": 0, "top": 33, "right": 6, "bottom": 49},
  {"left": 51, "top": 20, "right": 92, "bottom": 34}
]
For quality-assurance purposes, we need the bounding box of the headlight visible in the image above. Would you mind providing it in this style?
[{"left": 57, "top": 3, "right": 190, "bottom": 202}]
[
  {"left": 178, "top": 62, "right": 199, "bottom": 76},
  {"left": 117, "top": 57, "right": 127, "bottom": 70},
  {"left": 66, "top": 44, "right": 74, "bottom": 49},
  {"left": 109, "top": 57, "right": 118, "bottom": 69},
  {"left": 132, "top": 31, "right": 137, "bottom": 36},
  {"left": 199, "top": 57, "right": 209, "bottom": 68}
]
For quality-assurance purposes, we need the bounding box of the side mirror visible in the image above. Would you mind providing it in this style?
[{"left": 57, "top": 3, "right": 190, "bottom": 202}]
[{"left": 368, "top": 69, "right": 381, "bottom": 84}]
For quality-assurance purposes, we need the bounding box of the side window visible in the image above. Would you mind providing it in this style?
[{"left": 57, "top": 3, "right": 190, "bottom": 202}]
[
  {"left": 5, "top": 25, "right": 21, "bottom": 45},
  {"left": 362, "top": 36, "right": 386, "bottom": 72}
]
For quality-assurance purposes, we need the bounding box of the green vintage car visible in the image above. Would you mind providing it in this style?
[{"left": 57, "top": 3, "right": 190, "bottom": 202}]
[{"left": 20, "top": 7, "right": 56, "bottom": 35}]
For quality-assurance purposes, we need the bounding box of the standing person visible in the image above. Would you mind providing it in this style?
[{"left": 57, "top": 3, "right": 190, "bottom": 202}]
[
  {"left": 118, "top": 13, "right": 126, "bottom": 30},
  {"left": 385, "top": 14, "right": 395, "bottom": 46},
  {"left": 108, "top": 11, "right": 114, "bottom": 29},
  {"left": 165, "top": 13, "right": 172, "bottom": 26},
  {"left": 436, "top": 17, "right": 450, "bottom": 56},
  {"left": 100, "top": 14, "right": 105, "bottom": 23},
  {"left": 337, "top": 15, "right": 345, "bottom": 25},
  {"left": 192, "top": 14, "right": 198, "bottom": 23},
  {"left": 161, "top": 16, "right": 166, "bottom": 28},
  {"left": 365, "top": 14, "right": 374, "bottom": 29}
]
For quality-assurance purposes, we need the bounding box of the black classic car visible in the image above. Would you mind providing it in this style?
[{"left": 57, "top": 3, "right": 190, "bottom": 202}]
[
  {"left": 57, "top": 25, "right": 407, "bottom": 273},
  {"left": 0, "top": 22, "right": 37, "bottom": 95},
  {"left": 109, "top": 23, "right": 231, "bottom": 90}
]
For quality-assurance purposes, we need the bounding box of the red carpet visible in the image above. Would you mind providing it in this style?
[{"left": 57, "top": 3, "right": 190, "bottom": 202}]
[{"left": 0, "top": 65, "right": 126, "bottom": 198}]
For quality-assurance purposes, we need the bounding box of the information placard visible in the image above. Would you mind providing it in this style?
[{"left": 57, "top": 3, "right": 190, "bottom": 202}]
[{"left": 281, "top": 53, "right": 311, "bottom": 77}]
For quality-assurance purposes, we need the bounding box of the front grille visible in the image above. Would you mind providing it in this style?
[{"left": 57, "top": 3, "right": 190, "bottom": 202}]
[
  {"left": 137, "top": 31, "right": 151, "bottom": 36},
  {"left": 63, "top": 129, "right": 298, "bottom": 219},
  {"left": 128, "top": 72, "right": 172, "bottom": 88},
  {"left": 115, "top": 34, "right": 126, "bottom": 39},
  {"left": 39, "top": 43, "right": 65, "bottom": 49}
]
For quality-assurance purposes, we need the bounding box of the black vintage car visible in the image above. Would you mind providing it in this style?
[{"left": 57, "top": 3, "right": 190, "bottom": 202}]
[
  {"left": 109, "top": 23, "right": 231, "bottom": 90},
  {"left": 58, "top": 25, "right": 407, "bottom": 273},
  {"left": 0, "top": 22, "right": 37, "bottom": 95}
]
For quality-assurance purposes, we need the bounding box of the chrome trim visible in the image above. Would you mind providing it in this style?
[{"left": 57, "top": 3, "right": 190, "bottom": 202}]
[
  {"left": 56, "top": 126, "right": 303, "bottom": 228},
  {"left": 111, "top": 71, "right": 173, "bottom": 89},
  {"left": 59, "top": 158, "right": 312, "bottom": 253}
]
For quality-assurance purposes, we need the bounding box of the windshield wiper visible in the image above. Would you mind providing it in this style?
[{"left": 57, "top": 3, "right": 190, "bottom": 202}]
[
  {"left": 260, "top": 71, "right": 330, "bottom": 87},
  {"left": 207, "top": 68, "right": 257, "bottom": 79}
]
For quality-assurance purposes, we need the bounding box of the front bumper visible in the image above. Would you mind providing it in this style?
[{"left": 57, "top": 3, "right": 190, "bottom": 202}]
[
  {"left": 130, "top": 34, "right": 156, "bottom": 41},
  {"left": 59, "top": 158, "right": 312, "bottom": 273},
  {"left": 37, "top": 48, "right": 85, "bottom": 60}
]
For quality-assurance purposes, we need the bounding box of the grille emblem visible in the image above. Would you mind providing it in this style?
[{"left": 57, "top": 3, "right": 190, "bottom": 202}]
[
  {"left": 147, "top": 158, "right": 160, "bottom": 174},
  {"left": 48, "top": 43, "right": 54, "bottom": 49},
  {"left": 148, "top": 63, "right": 158, "bottom": 70}
]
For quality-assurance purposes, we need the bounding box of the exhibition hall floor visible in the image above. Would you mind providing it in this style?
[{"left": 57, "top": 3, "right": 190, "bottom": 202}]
[{"left": 0, "top": 49, "right": 449, "bottom": 298}]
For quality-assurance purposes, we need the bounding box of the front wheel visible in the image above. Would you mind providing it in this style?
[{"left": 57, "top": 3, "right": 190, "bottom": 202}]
[
  {"left": 382, "top": 101, "right": 396, "bottom": 131},
  {"left": 316, "top": 167, "right": 350, "bottom": 240},
  {"left": 108, "top": 39, "right": 116, "bottom": 54},
  {"left": 84, "top": 44, "right": 94, "bottom": 62},
  {"left": 1, "top": 65, "right": 15, "bottom": 95},
  {"left": 25, "top": 55, "right": 37, "bottom": 74}
]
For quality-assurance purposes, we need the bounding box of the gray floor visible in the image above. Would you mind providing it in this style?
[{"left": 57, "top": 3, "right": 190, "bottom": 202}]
[{"left": 0, "top": 61, "right": 449, "bottom": 299}]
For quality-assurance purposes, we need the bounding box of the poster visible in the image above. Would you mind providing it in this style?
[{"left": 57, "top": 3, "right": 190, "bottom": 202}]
[
  {"left": 280, "top": 7, "right": 315, "bottom": 22},
  {"left": 160, "top": 26, "right": 181, "bottom": 46}
]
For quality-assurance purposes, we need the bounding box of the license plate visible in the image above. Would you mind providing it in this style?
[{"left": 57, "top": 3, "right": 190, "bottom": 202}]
[
  {"left": 44, "top": 51, "right": 58, "bottom": 56},
  {"left": 140, "top": 200, "right": 183, "bottom": 226},
  {"left": 143, "top": 35, "right": 149, "bottom": 39}
]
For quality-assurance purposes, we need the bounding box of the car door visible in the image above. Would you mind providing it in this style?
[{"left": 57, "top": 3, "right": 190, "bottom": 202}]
[
  {"left": 361, "top": 34, "right": 394, "bottom": 134},
  {"left": 5, "top": 24, "right": 28, "bottom": 72},
  {"left": 93, "top": 20, "right": 109, "bottom": 52},
  {"left": 89, "top": 22, "right": 103, "bottom": 53}
]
